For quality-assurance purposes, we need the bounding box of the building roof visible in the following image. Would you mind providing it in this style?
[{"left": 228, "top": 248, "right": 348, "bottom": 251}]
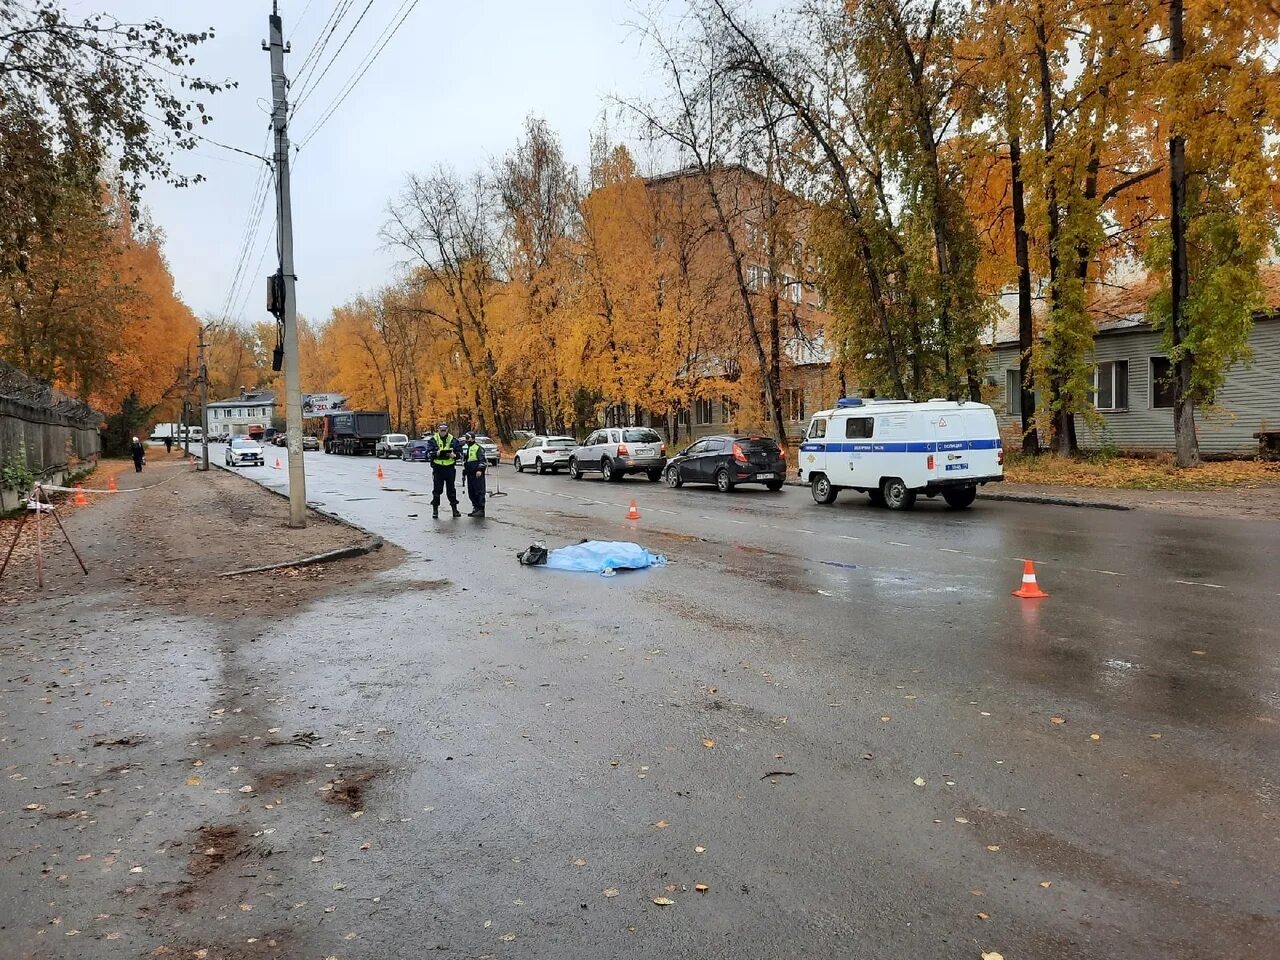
[
  {"left": 208, "top": 391, "right": 277, "bottom": 408},
  {"left": 990, "top": 264, "right": 1280, "bottom": 347}
]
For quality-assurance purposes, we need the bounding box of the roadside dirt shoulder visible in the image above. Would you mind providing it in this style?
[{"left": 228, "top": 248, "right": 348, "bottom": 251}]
[{"left": 1, "top": 459, "right": 403, "bottom": 610}]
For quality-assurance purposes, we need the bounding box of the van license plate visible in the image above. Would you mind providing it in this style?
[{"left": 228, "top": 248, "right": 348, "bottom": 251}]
[{"left": 756, "top": 472, "right": 775, "bottom": 480}]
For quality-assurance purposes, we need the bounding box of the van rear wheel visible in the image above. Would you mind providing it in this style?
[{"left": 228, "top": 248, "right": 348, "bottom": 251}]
[
  {"left": 811, "top": 474, "right": 838, "bottom": 505},
  {"left": 880, "top": 477, "right": 916, "bottom": 511},
  {"left": 942, "top": 485, "right": 977, "bottom": 509}
]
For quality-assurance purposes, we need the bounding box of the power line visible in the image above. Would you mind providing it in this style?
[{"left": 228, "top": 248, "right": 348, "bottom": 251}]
[
  {"left": 218, "top": 163, "right": 268, "bottom": 319},
  {"left": 219, "top": 143, "right": 275, "bottom": 324},
  {"left": 290, "top": 0, "right": 378, "bottom": 118},
  {"left": 288, "top": 0, "right": 353, "bottom": 111},
  {"left": 297, "top": 0, "right": 420, "bottom": 151}
]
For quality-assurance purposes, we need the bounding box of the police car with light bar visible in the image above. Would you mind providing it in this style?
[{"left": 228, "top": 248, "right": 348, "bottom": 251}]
[{"left": 797, "top": 397, "right": 1003, "bottom": 511}]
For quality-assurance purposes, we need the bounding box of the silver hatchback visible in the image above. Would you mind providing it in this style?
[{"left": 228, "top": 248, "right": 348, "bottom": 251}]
[{"left": 568, "top": 427, "right": 667, "bottom": 482}]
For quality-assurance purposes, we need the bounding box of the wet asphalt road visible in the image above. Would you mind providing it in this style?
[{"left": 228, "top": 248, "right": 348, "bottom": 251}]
[{"left": 198, "top": 448, "right": 1280, "bottom": 959}]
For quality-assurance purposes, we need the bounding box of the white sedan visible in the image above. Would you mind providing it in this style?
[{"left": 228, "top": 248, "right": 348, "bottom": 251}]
[
  {"left": 225, "top": 438, "right": 265, "bottom": 467},
  {"left": 513, "top": 435, "right": 577, "bottom": 474}
]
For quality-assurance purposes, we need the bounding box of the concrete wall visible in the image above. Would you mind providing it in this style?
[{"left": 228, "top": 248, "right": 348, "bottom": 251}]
[
  {"left": 987, "top": 317, "right": 1280, "bottom": 455},
  {"left": 0, "top": 398, "right": 101, "bottom": 511}
]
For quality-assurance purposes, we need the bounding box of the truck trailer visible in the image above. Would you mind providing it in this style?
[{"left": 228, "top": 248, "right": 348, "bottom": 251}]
[{"left": 321, "top": 410, "right": 391, "bottom": 455}]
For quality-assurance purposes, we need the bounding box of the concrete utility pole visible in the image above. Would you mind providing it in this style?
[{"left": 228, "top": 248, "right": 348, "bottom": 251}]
[
  {"left": 265, "top": 2, "right": 307, "bottom": 527},
  {"left": 198, "top": 325, "right": 210, "bottom": 472}
]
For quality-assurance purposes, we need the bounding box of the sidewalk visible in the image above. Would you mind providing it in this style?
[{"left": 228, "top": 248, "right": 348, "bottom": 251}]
[{"left": 985, "top": 481, "right": 1280, "bottom": 520}]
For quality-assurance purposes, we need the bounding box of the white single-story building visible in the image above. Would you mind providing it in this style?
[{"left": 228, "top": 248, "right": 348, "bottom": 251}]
[{"left": 207, "top": 389, "right": 277, "bottom": 439}]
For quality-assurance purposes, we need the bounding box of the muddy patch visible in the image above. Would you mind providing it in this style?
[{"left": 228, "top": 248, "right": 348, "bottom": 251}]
[
  {"left": 188, "top": 824, "right": 245, "bottom": 879},
  {"left": 320, "top": 768, "right": 380, "bottom": 810},
  {"left": 356, "top": 577, "right": 452, "bottom": 598}
]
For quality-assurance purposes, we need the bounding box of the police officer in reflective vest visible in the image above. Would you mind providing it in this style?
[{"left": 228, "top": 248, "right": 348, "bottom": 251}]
[
  {"left": 462, "top": 431, "right": 487, "bottom": 517},
  {"left": 426, "top": 421, "right": 463, "bottom": 519}
]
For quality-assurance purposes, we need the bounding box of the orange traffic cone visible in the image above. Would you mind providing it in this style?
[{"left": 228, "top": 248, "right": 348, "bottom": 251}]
[
  {"left": 1012, "top": 559, "right": 1049, "bottom": 599},
  {"left": 376, "top": 464, "right": 385, "bottom": 481},
  {"left": 273, "top": 457, "right": 282, "bottom": 469},
  {"left": 107, "top": 475, "right": 118, "bottom": 492},
  {"left": 74, "top": 484, "right": 88, "bottom": 506},
  {"left": 626, "top": 499, "right": 640, "bottom": 521}
]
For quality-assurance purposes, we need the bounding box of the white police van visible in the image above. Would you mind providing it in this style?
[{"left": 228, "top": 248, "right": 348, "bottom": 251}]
[{"left": 797, "top": 397, "right": 1003, "bottom": 510}]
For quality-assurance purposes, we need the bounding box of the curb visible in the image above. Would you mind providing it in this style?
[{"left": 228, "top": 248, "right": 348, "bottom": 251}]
[
  {"left": 786, "top": 476, "right": 1133, "bottom": 511},
  {"left": 977, "top": 492, "right": 1133, "bottom": 511}
]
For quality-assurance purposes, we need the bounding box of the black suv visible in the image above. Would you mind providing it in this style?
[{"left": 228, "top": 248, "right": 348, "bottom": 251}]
[{"left": 664, "top": 435, "right": 787, "bottom": 492}]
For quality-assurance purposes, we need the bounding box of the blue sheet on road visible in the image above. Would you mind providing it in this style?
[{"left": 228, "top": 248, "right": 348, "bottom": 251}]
[{"left": 543, "top": 540, "right": 667, "bottom": 577}]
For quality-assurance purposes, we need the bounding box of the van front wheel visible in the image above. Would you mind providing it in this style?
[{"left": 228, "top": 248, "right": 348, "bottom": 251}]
[
  {"left": 942, "top": 485, "right": 977, "bottom": 509},
  {"left": 811, "top": 474, "right": 838, "bottom": 505},
  {"left": 880, "top": 477, "right": 916, "bottom": 511}
]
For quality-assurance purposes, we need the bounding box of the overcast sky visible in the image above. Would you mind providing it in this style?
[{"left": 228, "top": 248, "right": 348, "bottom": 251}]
[{"left": 85, "top": 0, "right": 681, "bottom": 326}]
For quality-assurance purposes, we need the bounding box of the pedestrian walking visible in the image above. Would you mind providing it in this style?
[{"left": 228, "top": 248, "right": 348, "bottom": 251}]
[
  {"left": 163, "top": 434, "right": 173, "bottom": 455},
  {"left": 426, "top": 421, "right": 463, "bottom": 519},
  {"left": 130, "top": 436, "right": 145, "bottom": 473},
  {"left": 462, "top": 431, "right": 487, "bottom": 517}
]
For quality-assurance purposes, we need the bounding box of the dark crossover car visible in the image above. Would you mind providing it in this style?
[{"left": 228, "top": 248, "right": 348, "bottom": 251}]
[
  {"left": 664, "top": 435, "right": 787, "bottom": 492},
  {"left": 402, "top": 439, "right": 431, "bottom": 462}
]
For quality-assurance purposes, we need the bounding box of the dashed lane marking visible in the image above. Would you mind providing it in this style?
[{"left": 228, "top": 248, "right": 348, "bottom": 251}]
[{"left": 1173, "top": 579, "right": 1225, "bottom": 589}]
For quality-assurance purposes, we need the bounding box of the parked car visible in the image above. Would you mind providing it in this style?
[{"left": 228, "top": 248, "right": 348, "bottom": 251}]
[
  {"left": 473, "top": 435, "right": 500, "bottom": 466},
  {"left": 514, "top": 435, "right": 577, "bottom": 474},
  {"left": 402, "top": 439, "right": 431, "bottom": 462},
  {"left": 225, "top": 438, "right": 265, "bottom": 467},
  {"left": 302, "top": 434, "right": 320, "bottom": 451},
  {"left": 568, "top": 427, "right": 667, "bottom": 482},
  {"left": 375, "top": 433, "right": 409, "bottom": 458},
  {"left": 665, "top": 435, "right": 786, "bottom": 492},
  {"left": 271, "top": 434, "right": 288, "bottom": 446}
]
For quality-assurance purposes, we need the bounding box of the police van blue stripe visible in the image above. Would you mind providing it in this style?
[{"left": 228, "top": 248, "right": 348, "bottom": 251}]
[{"left": 799, "top": 438, "right": 1002, "bottom": 454}]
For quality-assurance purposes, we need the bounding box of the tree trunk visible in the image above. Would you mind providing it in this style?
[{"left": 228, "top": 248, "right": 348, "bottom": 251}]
[
  {"left": 1009, "top": 135, "right": 1039, "bottom": 453},
  {"left": 1168, "top": 0, "right": 1199, "bottom": 467}
]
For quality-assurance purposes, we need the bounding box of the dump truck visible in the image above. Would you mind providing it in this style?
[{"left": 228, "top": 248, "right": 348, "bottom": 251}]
[{"left": 320, "top": 410, "right": 391, "bottom": 455}]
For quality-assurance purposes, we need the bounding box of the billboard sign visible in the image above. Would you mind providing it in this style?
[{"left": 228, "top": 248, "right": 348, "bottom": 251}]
[{"left": 302, "top": 393, "right": 347, "bottom": 416}]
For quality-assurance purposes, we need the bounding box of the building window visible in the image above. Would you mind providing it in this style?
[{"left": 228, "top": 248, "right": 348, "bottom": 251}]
[
  {"left": 845, "top": 417, "right": 874, "bottom": 439},
  {"left": 746, "top": 264, "right": 767, "bottom": 292},
  {"left": 780, "top": 275, "right": 802, "bottom": 304},
  {"left": 1005, "top": 369, "right": 1022, "bottom": 417},
  {"left": 695, "top": 398, "right": 714, "bottom": 425},
  {"left": 784, "top": 387, "right": 805, "bottom": 422},
  {"left": 1094, "top": 360, "right": 1128, "bottom": 411},
  {"left": 1150, "top": 357, "right": 1177, "bottom": 409},
  {"left": 720, "top": 397, "right": 736, "bottom": 424}
]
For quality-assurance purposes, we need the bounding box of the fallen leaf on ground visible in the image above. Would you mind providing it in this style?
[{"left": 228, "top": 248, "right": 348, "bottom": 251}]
[
  {"left": 1149, "top": 733, "right": 1162, "bottom": 740},
  {"left": 311, "top": 855, "right": 324, "bottom": 863},
  {"left": 1050, "top": 716, "right": 1065, "bottom": 725},
  {"left": 913, "top": 777, "right": 926, "bottom": 786},
  {"left": 702, "top": 739, "right": 715, "bottom": 749},
  {"left": 1192, "top": 650, "right": 1206, "bottom": 656},
  {"left": 955, "top": 817, "right": 969, "bottom": 824},
  {"left": 694, "top": 883, "right": 709, "bottom": 892},
  {"left": 654, "top": 820, "right": 669, "bottom": 829},
  {"left": 652, "top": 897, "right": 674, "bottom": 906},
  {"left": 986, "top": 845, "right": 1000, "bottom": 852},
  {"left": 694, "top": 846, "right": 706, "bottom": 854},
  {"left": 499, "top": 932, "right": 516, "bottom": 941},
  {"left": 880, "top": 715, "right": 892, "bottom": 722},
  {"left": 572, "top": 858, "right": 587, "bottom": 867},
  {"left": 1090, "top": 733, "right": 1101, "bottom": 741},
  {"left": 977, "top": 912, "right": 989, "bottom": 920},
  {"left": 981, "top": 953, "right": 1004, "bottom": 960},
  {"left": 603, "top": 888, "right": 619, "bottom": 898},
  {"left": 1039, "top": 881, "right": 1052, "bottom": 888},
  {"left": 186, "top": 776, "right": 201, "bottom": 786},
  {"left": 971, "top": 889, "right": 984, "bottom": 896},
  {"left": 238, "top": 785, "right": 254, "bottom": 793}
]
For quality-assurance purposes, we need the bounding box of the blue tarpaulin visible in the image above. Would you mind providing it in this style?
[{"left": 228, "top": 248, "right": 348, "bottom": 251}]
[{"left": 542, "top": 540, "right": 667, "bottom": 577}]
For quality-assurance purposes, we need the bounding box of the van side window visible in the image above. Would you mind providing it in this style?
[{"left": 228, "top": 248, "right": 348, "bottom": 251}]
[
  {"left": 807, "top": 418, "right": 827, "bottom": 439},
  {"left": 845, "top": 417, "right": 874, "bottom": 439}
]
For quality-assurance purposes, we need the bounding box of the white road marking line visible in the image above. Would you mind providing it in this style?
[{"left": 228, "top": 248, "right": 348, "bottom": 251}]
[
  {"left": 887, "top": 541, "right": 910, "bottom": 547},
  {"left": 838, "top": 535, "right": 861, "bottom": 541},
  {"left": 729, "top": 519, "right": 747, "bottom": 524},
  {"left": 1173, "top": 579, "right": 1225, "bottom": 589},
  {"left": 795, "top": 529, "right": 816, "bottom": 535},
  {"left": 937, "top": 547, "right": 963, "bottom": 553},
  {"left": 1085, "top": 569, "right": 1125, "bottom": 576}
]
